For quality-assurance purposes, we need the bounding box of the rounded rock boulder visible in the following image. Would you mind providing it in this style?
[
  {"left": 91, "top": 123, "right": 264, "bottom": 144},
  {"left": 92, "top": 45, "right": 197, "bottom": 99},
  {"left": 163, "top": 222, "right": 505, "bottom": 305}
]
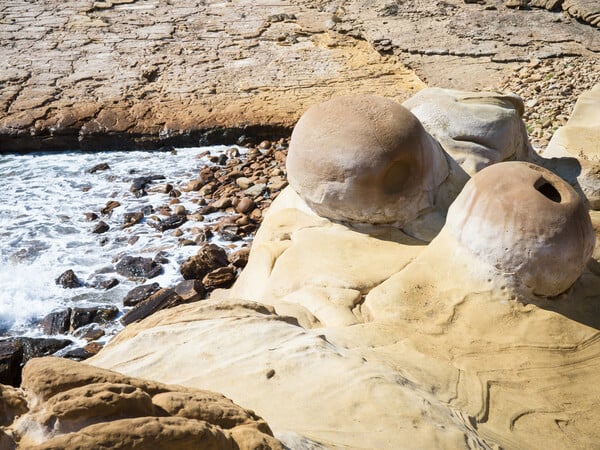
[
  {"left": 445, "top": 161, "right": 595, "bottom": 297},
  {"left": 286, "top": 95, "right": 449, "bottom": 225}
]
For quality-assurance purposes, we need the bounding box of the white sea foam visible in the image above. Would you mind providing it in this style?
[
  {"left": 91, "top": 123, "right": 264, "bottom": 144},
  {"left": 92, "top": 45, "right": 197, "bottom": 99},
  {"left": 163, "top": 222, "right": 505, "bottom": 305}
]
[{"left": 0, "top": 146, "right": 244, "bottom": 336}]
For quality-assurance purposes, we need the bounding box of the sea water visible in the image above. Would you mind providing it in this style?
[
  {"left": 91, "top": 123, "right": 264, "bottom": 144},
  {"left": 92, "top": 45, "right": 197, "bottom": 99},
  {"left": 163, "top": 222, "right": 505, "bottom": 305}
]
[{"left": 0, "top": 146, "right": 242, "bottom": 338}]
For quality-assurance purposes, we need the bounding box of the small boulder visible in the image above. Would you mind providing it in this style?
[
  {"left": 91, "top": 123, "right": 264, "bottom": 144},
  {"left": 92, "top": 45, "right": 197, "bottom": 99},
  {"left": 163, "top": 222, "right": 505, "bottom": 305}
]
[
  {"left": 71, "top": 305, "right": 119, "bottom": 330},
  {"left": 55, "top": 270, "right": 83, "bottom": 289},
  {"left": 92, "top": 220, "right": 110, "bottom": 234},
  {"left": 180, "top": 244, "right": 229, "bottom": 280},
  {"left": 41, "top": 309, "right": 72, "bottom": 335},
  {"left": 86, "top": 163, "right": 110, "bottom": 174},
  {"left": 202, "top": 266, "right": 236, "bottom": 290},
  {"left": 100, "top": 200, "right": 120, "bottom": 215},
  {"left": 173, "top": 279, "right": 206, "bottom": 303},
  {"left": 120, "top": 289, "right": 183, "bottom": 326},
  {"left": 116, "top": 256, "right": 163, "bottom": 279},
  {"left": 122, "top": 282, "right": 161, "bottom": 307}
]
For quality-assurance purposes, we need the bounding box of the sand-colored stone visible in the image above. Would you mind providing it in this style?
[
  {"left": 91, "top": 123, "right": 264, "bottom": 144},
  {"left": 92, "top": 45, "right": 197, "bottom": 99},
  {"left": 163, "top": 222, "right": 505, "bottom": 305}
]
[
  {"left": 286, "top": 95, "right": 450, "bottom": 227},
  {"left": 0, "top": 385, "right": 28, "bottom": 427},
  {"left": 2, "top": 357, "right": 281, "bottom": 449},
  {"left": 404, "top": 88, "right": 535, "bottom": 174},
  {"left": 544, "top": 83, "right": 600, "bottom": 209}
]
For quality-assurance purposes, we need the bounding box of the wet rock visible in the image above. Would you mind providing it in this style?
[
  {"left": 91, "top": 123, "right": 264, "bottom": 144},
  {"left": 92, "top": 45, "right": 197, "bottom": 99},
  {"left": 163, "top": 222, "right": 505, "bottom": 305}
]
[
  {"left": 202, "top": 266, "right": 236, "bottom": 290},
  {"left": 122, "top": 211, "right": 143, "bottom": 228},
  {"left": 0, "top": 339, "right": 23, "bottom": 386},
  {"left": 229, "top": 248, "right": 250, "bottom": 268},
  {"left": 236, "top": 197, "right": 255, "bottom": 214},
  {"left": 244, "top": 183, "right": 266, "bottom": 197},
  {"left": 41, "top": 309, "right": 72, "bottom": 335},
  {"left": 146, "top": 183, "right": 173, "bottom": 194},
  {"left": 83, "top": 341, "right": 104, "bottom": 356},
  {"left": 122, "top": 282, "right": 161, "bottom": 307},
  {"left": 97, "top": 278, "right": 119, "bottom": 290},
  {"left": 71, "top": 305, "right": 119, "bottom": 330},
  {"left": 121, "top": 289, "right": 183, "bottom": 326},
  {"left": 173, "top": 205, "right": 186, "bottom": 215},
  {"left": 62, "top": 346, "right": 96, "bottom": 361},
  {"left": 149, "top": 214, "right": 187, "bottom": 232},
  {"left": 116, "top": 256, "right": 163, "bottom": 279},
  {"left": 55, "top": 269, "right": 83, "bottom": 288},
  {"left": 185, "top": 179, "right": 205, "bottom": 191},
  {"left": 100, "top": 200, "right": 120, "bottom": 215},
  {"left": 86, "top": 163, "right": 111, "bottom": 174},
  {"left": 173, "top": 279, "right": 206, "bottom": 303},
  {"left": 130, "top": 175, "right": 166, "bottom": 197},
  {"left": 92, "top": 220, "right": 110, "bottom": 234},
  {"left": 73, "top": 323, "right": 105, "bottom": 341},
  {"left": 180, "top": 243, "right": 229, "bottom": 280},
  {"left": 84, "top": 212, "right": 99, "bottom": 221}
]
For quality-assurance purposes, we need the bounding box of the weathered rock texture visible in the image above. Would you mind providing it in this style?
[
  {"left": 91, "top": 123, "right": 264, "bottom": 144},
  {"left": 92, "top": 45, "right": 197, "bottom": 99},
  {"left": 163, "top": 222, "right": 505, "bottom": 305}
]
[
  {"left": 1, "top": 0, "right": 598, "bottom": 151},
  {"left": 0, "top": 357, "right": 282, "bottom": 449},
  {"left": 88, "top": 85, "right": 600, "bottom": 449},
  {"left": 0, "top": 0, "right": 424, "bottom": 151}
]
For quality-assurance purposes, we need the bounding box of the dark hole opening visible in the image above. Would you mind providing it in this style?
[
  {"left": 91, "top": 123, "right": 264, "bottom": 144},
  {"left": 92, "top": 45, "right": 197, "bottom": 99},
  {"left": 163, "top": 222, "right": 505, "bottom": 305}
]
[{"left": 534, "top": 177, "right": 561, "bottom": 203}]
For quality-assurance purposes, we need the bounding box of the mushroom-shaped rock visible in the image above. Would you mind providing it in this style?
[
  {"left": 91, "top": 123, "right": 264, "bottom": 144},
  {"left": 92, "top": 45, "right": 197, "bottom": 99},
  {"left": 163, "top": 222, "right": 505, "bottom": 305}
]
[
  {"left": 286, "top": 95, "right": 450, "bottom": 226},
  {"left": 404, "top": 88, "right": 534, "bottom": 175},
  {"left": 445, "top": 161, "right": 595, "bottom": 296}
]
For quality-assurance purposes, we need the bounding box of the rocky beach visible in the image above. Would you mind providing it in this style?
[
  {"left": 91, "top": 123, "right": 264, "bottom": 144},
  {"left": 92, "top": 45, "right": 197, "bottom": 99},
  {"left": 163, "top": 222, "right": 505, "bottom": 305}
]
[{"left": 1, "top": 0, "right": 600, "bottom": 449}]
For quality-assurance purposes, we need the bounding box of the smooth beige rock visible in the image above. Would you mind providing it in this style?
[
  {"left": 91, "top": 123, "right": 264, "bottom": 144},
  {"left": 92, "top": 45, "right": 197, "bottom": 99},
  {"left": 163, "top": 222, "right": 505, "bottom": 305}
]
[
  {"left": 286, "top": 95, "right": 451, "bottom": 226},
  {"left": 404, "top": 88, "right": 535, "bottom": 175},
  {"left": 544, "top": 83, "right": 600, "bottom": 209},
  {"left": 445, "top": 161, "right": 595, "bottom": 297}
]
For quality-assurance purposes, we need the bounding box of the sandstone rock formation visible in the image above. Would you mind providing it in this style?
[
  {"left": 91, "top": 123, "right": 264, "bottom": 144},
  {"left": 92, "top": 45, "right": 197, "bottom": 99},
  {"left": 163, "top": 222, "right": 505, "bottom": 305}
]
[
  {"left": 404, "top": 88, "right": 535, "bottom": 174},
  {"left": 1, "top": 1, "right": 597, "bottom": 151},
  {"left": 286, "top": 95, "right": 454, "bottom": 229},
  {"left": 0, "top": 357, "right": 282, "bottom": 449},
  {"left": 544, "top": 83, "right": 600, "bottom": 209},
  {"left": 87, "top": 85, "right": 600, "bottom": 449}
]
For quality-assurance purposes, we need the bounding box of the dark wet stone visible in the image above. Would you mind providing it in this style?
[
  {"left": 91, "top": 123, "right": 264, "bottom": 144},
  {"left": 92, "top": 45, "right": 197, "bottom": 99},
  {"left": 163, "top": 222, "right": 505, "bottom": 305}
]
[
  {"left": 122, "top": 211, "right": 143, "bottom": 228},
  {"left": 149, "top": 214, "right": 187, "bottom": 232},
  {"left": 100, "top": 200, "right": 121, "bottom": 215},
  {"left": 0, "top": 339, "right": 23, "bottom": 386},
  {"left": 41, "top": 309, "right": 72, "bottom": 335},
  {"left": 130, "top": 175, "right": 166, "bottom": 196},
  {"left": 153, "top": 252, "right": 169, "bottom": 265},
  {"left": 122, "top": 282, "right": 161, "bottom": 307},
  {"left": 19, "top": 337, "right": 73, "bottom": 362},
  {"left": 62, "top": 347, "right": 94, "bottom": 361},
  {"left": 92, "top": 220, "right": 110, "bottom": 234},
  {"left": 73, "top": 323, "right": 105, "bottom": 341},
  {"left": 55, "top": 269, "right": 83, "bottom": 289},
  {"left": 229, "top": 248, "right": 250, "bottom": 268},
  {"left": 202, "top": 266, "right": 236, "bottom": 289},
  {"left": 116, "top": 256, "right": 163, "bottom": 279},
  {"left": 141, "top": 205, "right": 154, "bottom": 215},
  {"left": 180, "top": 243, "right": 229, "bottom": 280},
  {"left": 98, "top": 278, "right": 119, "bottom": 290},
  {"left": 121, "top": 288, "right": 183, "bottom": 326},
  {"left": 71, "top": 305, "right": 119, "bottom": 330},
  {"left": 84, "top": 212, "right": 99, "bottom": 221},
  {"left": 87, "top": 163, "right": 111, "bottom": 173},
  {"left": 173, "top": 279, "right": 205, "bottom": 303}
]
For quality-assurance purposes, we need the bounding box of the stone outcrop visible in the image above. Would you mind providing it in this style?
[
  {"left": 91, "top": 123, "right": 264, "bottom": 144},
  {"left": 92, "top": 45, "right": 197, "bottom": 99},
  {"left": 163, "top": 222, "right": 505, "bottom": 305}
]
[
  {"left": 1, "top": 1, "right": 597, "bottom": 151},
  {"left": 87, "top": 86, "right": 600, "bottom": 449},
  {"left": 544, "top": 84, "right": 600, "bottom": 209},
  {"left": 404, "top": 88, "right": 535, "bottom": 174},
  {"left": 0, "top": 357, "right": 282, "bottom": 449}
]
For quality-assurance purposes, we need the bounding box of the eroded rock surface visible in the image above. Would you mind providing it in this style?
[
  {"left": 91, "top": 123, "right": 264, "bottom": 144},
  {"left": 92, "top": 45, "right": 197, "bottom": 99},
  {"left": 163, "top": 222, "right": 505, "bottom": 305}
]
[{"left": 0, "top": 357, "right": 282, "bottom": 449}]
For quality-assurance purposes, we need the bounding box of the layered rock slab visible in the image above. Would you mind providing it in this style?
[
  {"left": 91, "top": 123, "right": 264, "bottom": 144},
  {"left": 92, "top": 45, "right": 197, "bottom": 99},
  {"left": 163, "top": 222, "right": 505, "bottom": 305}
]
[
  {"left": 0, "top": 357, "right": 281, "bottom": 449},
  {"left": 0, "top": 1, "right": 424, "bottom": 151}
]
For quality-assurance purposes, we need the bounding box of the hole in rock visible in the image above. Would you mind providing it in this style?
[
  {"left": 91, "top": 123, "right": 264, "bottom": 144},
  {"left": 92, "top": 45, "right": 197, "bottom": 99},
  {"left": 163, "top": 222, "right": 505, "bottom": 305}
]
[{"left": 534, "top": 177, "right": 561, "bottom": 203}]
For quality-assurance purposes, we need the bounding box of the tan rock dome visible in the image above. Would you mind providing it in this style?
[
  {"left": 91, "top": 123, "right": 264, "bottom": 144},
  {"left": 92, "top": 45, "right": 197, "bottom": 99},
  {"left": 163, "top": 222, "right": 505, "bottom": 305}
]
[
  {"left": 445, "top": 161, "right": 595, "bottom": 297},
  {"left": 286, "top": 95, "right": 449, "bottom": 225}
]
